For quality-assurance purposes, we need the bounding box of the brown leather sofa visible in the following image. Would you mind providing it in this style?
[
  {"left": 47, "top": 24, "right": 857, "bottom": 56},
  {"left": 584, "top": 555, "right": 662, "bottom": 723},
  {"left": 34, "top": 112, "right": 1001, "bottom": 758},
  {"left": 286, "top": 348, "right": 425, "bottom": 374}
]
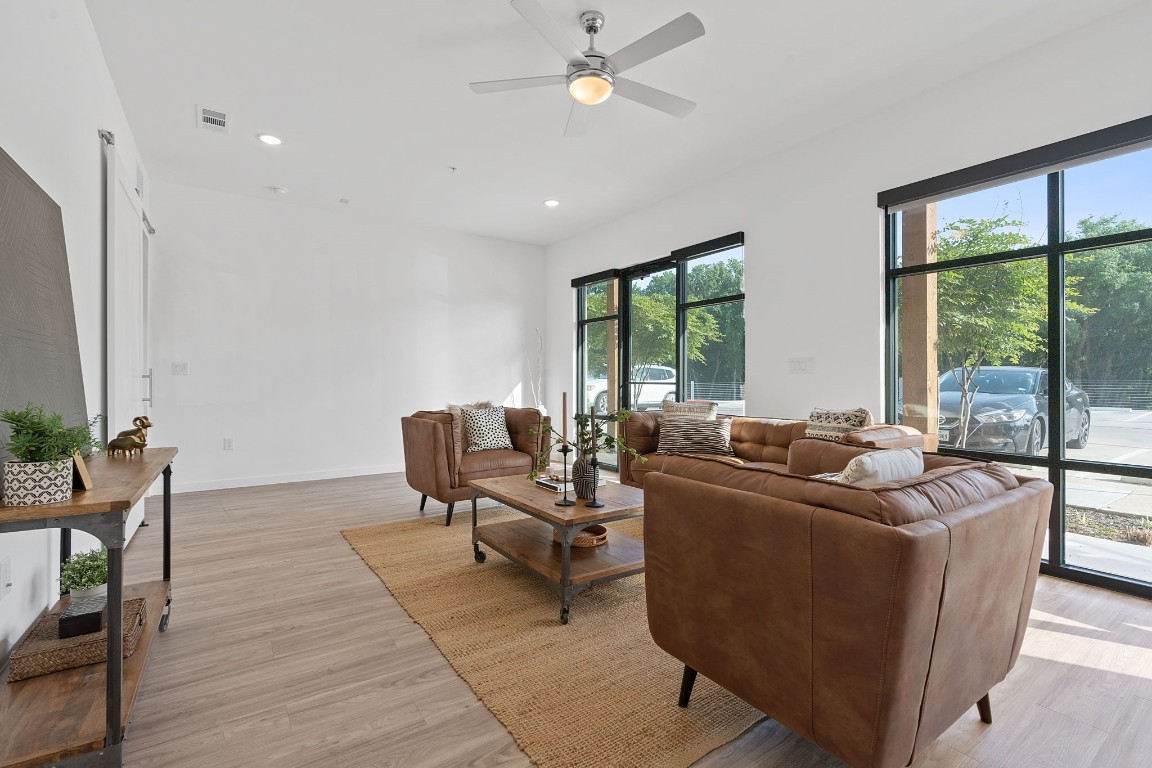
[
  {"left": 619, "top": 410, "right": 922, "bottom": 488},
  {"left": 644, "top": 438, "right": 1053, "bottom": 768},
  {"left": 400, "top": 407, "right": 545, "bottom": 525}
]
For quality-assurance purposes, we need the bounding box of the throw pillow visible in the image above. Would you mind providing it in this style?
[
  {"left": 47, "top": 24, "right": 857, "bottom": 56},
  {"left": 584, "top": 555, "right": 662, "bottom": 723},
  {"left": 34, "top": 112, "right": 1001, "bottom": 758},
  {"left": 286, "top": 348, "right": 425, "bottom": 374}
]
[
  {"left": 656, "top": 417, "right": 735, "bottom": 456},
  {"left": 447, "top": 400, "right": 493, "bottom": 452},
  {"left": 838, "top": 447, "right": 924, "bottom": 487},
  {"left": 462, "top": 406, "right": 514, "bottom": 452},
  {"left": 804, "top": 407, "right": 874, "bottom": 442},
  {"left": 662, "top": 401, "right": 718, "bottom": 420}
]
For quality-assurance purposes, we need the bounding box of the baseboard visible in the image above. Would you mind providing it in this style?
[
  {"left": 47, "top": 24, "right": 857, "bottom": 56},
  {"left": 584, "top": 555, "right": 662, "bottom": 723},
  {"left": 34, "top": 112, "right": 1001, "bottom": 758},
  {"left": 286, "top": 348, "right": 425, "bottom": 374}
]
[{"left": 165, "top": 464, "right": 405, "bottom": 494}]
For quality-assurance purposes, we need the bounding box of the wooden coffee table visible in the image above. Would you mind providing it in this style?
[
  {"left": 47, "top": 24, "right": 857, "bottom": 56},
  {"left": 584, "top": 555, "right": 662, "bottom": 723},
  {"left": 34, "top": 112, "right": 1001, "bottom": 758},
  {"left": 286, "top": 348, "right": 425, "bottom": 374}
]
[{"left": 469, "top": 477, "right": 645, "bottom": 624}]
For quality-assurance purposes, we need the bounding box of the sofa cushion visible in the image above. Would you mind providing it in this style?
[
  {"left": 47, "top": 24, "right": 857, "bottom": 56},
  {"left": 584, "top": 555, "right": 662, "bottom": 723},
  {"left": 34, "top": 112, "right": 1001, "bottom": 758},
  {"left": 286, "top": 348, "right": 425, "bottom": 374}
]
[
  {"left": 462, "top": 406, "right": 514, "bottom": 452},
  {"left": 730, "top": 418, "right": 807, "bottom": 463},
  {"left": 629, "top": 452, "right": 667, "bottom": 484},
  {"left": 787, "top": 437, "right": 876, "bottom": 476},
  {"left": 804, "top": 407, "right": 873, "bottom": 442},
  {"left": 839, "top": 447, "right": 924, "bottom": 486},
  {"left": 459, "top": 449, "right": 533, "bottom": 483},
  {"left": 662, "top": 401, "right": 719, "bottom": 420},
  {"left": 660, "top": 454, "right": 1020, "bottom": 527},
  {"left": 657, "top": 417, "right": 735, "bottom": 456}
]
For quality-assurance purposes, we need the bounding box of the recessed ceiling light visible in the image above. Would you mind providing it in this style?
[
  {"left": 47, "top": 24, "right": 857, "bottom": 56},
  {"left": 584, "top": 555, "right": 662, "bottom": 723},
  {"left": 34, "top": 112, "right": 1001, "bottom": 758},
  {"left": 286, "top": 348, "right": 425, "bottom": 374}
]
[
  {"left": 543, "top": 199, "right": 560, "bottom": 207},
  {"left": 339, "top": 198, "right": 350, "bottom": 204},
  {"left": 269, "top": 186, "right": 289, "bottom": 195},
  {"left": 258, "top": 134, "right": 282, "bottom": 146}
]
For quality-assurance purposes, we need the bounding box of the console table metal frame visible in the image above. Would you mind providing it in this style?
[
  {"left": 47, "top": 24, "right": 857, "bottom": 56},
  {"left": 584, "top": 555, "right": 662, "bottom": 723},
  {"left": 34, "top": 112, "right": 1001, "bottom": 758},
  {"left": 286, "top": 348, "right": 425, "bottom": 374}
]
[{"left": 0, "top": 448, "right": 177, "bottom": 768}]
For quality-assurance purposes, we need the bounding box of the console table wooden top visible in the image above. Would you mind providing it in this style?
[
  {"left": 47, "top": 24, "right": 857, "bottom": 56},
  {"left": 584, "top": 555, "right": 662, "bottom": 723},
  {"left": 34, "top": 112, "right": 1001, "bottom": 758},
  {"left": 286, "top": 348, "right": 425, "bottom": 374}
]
[{"left": 0, "top": 448, "right": 178, "bottom": 522}]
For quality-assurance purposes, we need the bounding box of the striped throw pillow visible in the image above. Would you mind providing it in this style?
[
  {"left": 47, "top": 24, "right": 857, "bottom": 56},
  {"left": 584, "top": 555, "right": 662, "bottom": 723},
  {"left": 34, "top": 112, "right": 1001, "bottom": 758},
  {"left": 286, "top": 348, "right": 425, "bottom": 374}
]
[
  {"left": 804, "top": 407, "right": 873, "bottom": 442},
  {"left": 662, "top": 401, "right": 718, "bottom": 420},
  {"left": 656, "top": 417, "right": 734, "bottom": 456}
]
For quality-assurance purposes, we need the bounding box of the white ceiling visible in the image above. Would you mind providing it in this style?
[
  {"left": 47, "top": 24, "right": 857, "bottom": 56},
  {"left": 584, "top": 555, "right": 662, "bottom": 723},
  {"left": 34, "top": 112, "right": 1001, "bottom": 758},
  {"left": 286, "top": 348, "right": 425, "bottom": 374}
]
[{"left": 86, "top": 0, "right": 1141, "bottom": 246}]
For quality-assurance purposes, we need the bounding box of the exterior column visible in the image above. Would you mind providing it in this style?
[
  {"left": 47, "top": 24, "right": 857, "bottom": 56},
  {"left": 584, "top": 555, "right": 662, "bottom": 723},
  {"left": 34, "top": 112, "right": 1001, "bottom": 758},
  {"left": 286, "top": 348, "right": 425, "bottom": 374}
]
[{"left": 900, "top": 204, "right": 939, "bottom": 451}]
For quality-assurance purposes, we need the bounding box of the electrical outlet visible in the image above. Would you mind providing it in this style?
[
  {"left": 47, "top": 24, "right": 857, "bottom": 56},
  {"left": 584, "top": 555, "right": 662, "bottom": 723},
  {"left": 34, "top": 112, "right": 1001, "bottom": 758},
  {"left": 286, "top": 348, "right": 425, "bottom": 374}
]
[
  {"left": 172, "top": 362, "right": 189, "bottom": 376},
  {"left": 223, "top": 437, "right": 235, "bottom": 451},
  {"left": 788, "top": 357, "right": 816, "bottom": 375},
  {"left": 0, "top": 556, "right": 12, "bottom": 602}
]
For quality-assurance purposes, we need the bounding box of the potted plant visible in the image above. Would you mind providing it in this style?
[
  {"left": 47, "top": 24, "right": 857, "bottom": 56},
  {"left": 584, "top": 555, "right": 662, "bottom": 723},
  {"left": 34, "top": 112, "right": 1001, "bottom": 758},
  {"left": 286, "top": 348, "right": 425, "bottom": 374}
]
[
  {"left": 59, "top": 548, "right": 109, "bottom": 597},
  {"left": 530, "top": 409, "right": 646, "bottom": 499},
  {"left": 1, "top": 403, "right": 101, "bottom": 506}
]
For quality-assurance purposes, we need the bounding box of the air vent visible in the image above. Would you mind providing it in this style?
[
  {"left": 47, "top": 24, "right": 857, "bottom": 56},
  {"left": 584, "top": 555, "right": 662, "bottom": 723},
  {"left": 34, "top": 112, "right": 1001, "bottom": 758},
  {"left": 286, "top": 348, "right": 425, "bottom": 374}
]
[{"left": 196, "top": 105, "right": 229, "bottom": 133}]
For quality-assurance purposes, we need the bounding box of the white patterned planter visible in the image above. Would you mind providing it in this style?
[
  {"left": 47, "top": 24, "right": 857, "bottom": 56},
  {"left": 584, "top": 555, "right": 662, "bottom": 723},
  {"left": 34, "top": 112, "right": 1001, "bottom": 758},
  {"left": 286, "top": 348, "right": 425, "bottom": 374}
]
[{"left": 2, "top": 459, "right": 73, "bottom": 506}]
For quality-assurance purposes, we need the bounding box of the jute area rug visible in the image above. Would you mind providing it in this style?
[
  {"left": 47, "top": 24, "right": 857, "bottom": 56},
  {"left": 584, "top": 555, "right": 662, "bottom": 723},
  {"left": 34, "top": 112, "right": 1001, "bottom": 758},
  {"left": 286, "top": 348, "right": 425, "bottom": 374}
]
[{"left": 342, "top": 508, "right": 764, "bottom": 768}]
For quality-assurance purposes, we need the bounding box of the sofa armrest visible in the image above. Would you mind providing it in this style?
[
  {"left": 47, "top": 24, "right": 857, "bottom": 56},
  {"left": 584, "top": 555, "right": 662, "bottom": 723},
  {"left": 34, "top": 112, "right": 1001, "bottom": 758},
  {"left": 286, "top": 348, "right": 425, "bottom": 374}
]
[
  {"left": 401, "top": 413, "right": 457, "bottom": 496},
  {"left": 845, "top": 424, "right": 923, "bottom": 449},
  {"left": 786, "top": 437, "right": 877, "bottom": 475},
  {"left": 620, "top": 410, "right": 662, "bottom": 486}
]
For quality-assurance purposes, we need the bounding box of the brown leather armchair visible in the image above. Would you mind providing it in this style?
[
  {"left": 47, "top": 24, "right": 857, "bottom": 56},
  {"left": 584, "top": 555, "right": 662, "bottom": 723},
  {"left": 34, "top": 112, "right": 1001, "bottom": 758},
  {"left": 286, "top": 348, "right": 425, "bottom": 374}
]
[
  {"left": 400, "top": 407, "right": 545, "bottom": 525},
  {"left": 644, "top": 444, "right": 1052, "bottom": 768}
]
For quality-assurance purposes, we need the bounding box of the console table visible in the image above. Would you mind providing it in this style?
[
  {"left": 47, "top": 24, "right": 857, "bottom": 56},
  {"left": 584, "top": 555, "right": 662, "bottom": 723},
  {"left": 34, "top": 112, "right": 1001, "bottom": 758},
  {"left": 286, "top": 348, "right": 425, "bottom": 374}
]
[{"left": 0, "top": 448, "right": 177, "bottom": 768}]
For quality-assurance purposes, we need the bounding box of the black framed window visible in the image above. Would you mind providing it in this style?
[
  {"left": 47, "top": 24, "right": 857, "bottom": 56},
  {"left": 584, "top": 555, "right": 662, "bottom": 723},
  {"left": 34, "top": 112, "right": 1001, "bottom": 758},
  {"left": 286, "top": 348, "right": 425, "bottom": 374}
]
[
  {"left": 881, "top": 115, "right": 1152, "bottom": 599},
  {"left": 574, "top": 233, "right": 745, "bottom": 467}
]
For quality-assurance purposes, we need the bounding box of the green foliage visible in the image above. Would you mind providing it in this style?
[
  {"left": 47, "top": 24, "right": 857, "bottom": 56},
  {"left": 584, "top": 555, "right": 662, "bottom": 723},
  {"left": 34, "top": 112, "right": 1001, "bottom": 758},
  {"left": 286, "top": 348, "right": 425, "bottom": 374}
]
[
  {"left": 583, "top": 258, "right": 744, "bottom": 389},
  {"left": 59, "top": 548, "right": 108, "bottom": 593},
  {"left": 528, "top": 410, "right": 646, "bottom": 479},
  {"left": 935, "top": 214, "right": 1046, "bottom": 375},
  {"left": 0, "top": 403, "right": 102, "bottom": 464},
  {"left": 1064, "top": 216, "right": 1152, "bottom": 382}
]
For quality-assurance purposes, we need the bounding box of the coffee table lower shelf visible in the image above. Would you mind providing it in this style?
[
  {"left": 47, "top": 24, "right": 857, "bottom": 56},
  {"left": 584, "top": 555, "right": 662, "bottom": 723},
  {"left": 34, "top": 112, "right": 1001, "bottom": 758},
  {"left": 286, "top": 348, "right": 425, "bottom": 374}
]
[{"left": 473, "top": 518, "right": 644, "bottom": 623}]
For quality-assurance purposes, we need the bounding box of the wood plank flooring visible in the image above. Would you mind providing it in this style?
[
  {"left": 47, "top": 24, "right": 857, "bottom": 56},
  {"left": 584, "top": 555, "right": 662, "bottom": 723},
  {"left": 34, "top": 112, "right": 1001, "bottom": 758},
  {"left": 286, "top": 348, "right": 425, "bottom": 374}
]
[{"left": 120, "top": 472, "right": 1152, "bottom": 767}]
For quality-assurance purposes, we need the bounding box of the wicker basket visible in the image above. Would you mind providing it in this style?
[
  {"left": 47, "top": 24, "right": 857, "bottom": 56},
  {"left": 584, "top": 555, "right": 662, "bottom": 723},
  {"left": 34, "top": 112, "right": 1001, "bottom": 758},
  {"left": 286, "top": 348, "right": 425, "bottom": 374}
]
[
  {"left": 7, "top": 597, "right": 147, "bottom": 682},
  {"left": 552, "top": 524, "right": 609, "bottom": 548}
]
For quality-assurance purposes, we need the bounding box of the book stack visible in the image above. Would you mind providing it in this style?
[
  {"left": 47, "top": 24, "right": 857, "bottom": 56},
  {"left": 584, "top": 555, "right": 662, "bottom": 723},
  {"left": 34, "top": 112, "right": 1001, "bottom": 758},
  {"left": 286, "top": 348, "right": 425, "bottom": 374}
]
[{"left": 535, "top": 475, "right": 606, "bottom": 493}]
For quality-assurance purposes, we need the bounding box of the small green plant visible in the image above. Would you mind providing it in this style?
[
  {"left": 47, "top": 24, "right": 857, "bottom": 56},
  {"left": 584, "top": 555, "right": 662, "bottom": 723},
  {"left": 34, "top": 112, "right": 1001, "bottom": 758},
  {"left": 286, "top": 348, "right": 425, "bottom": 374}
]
[
  {"left": 59, "top": 548, "right": 109, "bottom": 593},
  {"left": 529, "top": 409, "right": 646, "bottom": 479},
  {"left": 0, "top": 403, "right": 102, "bottom": 464}
]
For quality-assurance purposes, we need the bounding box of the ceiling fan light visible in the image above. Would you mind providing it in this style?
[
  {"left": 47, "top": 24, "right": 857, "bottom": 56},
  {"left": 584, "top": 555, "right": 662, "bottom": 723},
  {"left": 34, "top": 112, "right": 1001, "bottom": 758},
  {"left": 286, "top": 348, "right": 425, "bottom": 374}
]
[{"left": 567, "top": 70, "right": 614, "bottom": 106}]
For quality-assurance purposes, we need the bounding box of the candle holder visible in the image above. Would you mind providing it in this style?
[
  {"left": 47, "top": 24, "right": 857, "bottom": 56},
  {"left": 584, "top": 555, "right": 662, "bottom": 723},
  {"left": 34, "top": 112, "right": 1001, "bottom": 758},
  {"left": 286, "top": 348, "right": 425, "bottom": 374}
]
[
  {"left": 555, "top": 443, "right": 576, "bottom": 507},
  {"left": 585, "top": 455, "right": 605, "bottom": 508}
]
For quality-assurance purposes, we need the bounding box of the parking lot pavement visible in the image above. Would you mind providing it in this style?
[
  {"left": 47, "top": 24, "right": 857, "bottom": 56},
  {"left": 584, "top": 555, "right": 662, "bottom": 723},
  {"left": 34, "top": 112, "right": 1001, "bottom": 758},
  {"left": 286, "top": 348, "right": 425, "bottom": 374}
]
[{"left": 1074, "top": 407, "right": 1152, "bottom": 466}]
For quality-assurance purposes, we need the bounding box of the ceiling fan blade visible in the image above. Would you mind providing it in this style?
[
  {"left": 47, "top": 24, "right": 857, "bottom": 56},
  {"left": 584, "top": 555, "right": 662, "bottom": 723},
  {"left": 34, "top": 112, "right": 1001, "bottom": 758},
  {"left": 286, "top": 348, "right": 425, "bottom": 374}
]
[
  {"left": 607, "top": 13, "right": 705, "bottom": 74},
  {"left": 510, "top": 0, "right": 589, "bottom": 67},
  {"left": 470, "top": 75, "right": 566, "bottom": 94},
  {"left": 564, "top": 101, "right": 590, "bottom": 137},
  {"left": 613, "top": 78, "right": 696, "bottom": 118}
]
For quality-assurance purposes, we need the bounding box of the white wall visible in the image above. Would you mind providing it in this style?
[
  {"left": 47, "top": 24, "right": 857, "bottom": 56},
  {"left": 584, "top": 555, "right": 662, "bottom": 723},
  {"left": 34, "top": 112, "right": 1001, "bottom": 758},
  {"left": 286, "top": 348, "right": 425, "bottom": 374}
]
[
  {"left": 149, "top": 182, "right": 546, "bottom": 491},
  {"left": 542, "top": 2, "right": 1152, "bottom": 425},
  {"left": 0, "top": 1, "right": 148, "bottom": 660}
]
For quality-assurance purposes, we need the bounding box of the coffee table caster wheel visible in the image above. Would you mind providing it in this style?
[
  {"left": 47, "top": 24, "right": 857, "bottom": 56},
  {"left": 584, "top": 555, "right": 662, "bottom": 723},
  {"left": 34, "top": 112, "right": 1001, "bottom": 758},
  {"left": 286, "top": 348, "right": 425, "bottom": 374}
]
[
  {"left": 159, "top": 614, "right": 170, "bottom": 632},
  {"left": 474, "top": 550, "right": 487, "bottom": 563},
  {"left": 560, "top": 607, "right": 570, "bottom": 625}
]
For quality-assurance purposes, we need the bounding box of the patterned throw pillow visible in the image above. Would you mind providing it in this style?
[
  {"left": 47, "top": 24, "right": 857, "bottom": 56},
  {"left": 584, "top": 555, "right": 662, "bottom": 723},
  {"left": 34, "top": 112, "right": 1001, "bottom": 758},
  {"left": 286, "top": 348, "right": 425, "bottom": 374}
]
[
  {"left": 804, "top": 407, "right": 874, "bottom": 442},
  {"left": 447, "top": 400, "right": 493, "bottom": 452},
  {"left": 656, "top": 417, "right": 735, "bottom": 456},
  {"left": 462, "top": 406, "right": 514, "bottom": 452},
  {"left": 662, "top": 401, "right": 718, "bottom": 420},
  {"left": 838, "top": 447, "right": 924, "bottom": 486}
]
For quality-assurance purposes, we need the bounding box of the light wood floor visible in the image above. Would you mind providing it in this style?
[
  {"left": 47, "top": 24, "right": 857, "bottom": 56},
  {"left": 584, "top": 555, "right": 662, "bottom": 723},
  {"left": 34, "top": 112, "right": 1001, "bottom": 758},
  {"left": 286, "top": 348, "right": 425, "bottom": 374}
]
[{"left": 121, "top": 472, "right": 1152, "bottom": 767}]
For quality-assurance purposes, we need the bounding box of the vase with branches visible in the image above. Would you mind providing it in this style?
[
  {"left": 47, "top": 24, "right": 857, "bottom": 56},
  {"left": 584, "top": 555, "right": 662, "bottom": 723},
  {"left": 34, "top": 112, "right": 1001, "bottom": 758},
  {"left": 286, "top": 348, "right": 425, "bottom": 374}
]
[{"left": 529, "top": 409, "right": 645, "bottom": 499}]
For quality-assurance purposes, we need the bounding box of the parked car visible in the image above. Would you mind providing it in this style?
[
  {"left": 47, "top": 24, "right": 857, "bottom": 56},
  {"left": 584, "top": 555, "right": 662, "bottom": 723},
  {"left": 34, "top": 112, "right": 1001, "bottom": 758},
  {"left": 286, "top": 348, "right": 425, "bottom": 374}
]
[
  {"left": 586, "top": 364, "right": 677, "bottom": 412},
  {"left": 937, "top": 366, "right": 1091, "bottom": 454}
]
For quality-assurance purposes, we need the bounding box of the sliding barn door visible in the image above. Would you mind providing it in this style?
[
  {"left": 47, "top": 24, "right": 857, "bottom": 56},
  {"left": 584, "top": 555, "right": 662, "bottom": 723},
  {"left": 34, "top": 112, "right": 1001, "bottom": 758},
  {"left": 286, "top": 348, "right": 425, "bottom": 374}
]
[{"left": 104, "top": 136, "right": 151, "bottom": 540}]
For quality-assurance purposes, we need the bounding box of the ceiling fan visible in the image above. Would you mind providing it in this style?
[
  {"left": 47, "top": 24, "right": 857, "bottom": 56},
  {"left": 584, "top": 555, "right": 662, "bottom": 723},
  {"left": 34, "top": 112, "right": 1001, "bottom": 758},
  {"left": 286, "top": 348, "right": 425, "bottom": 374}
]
[{"left": 469, "top": 0, "right": 705, "bottom": 136}]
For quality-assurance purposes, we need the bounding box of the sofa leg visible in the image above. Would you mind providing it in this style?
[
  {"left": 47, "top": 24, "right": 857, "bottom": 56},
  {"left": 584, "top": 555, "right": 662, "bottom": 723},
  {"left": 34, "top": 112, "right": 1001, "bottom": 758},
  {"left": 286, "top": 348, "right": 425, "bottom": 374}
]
[
  {"left": 977, "top": 693, "right": 992, "bottom": 724},
  {"left": 419, "top": 494, "right": 428, "bottom": 512},
  {"left": 445, "top": 502, "right": 455, "bottom": 527},
  {"left": 679, "top": 665, "right": 698, "bottom": 708}
]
